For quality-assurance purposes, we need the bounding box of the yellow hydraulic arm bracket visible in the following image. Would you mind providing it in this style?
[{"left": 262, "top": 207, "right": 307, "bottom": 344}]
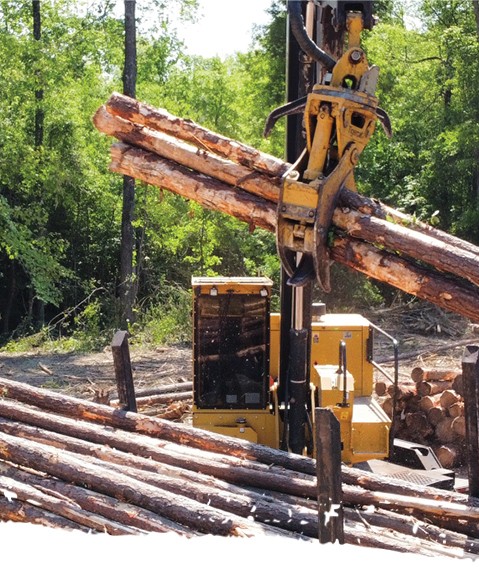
[{"left": 276, "top": 11, "right": 386, "bottom": 292}]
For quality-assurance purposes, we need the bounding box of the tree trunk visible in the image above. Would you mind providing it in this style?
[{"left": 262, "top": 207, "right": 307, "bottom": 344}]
[
  {"left": 32, "top": 0, "right": 45, "bottom": 328},
  {"left": 119, "top": 0, "right": 138, "bottom": 328}
]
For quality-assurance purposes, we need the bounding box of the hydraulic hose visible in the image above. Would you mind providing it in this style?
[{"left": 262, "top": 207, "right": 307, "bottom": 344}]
[{"left": 287, "top": 0, "right": 337, "bottom": 71}]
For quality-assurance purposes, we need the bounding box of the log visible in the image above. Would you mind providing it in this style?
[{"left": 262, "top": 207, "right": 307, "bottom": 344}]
[
  {"left": 374, "top": 381, "right": 387, "bottom": 397},
  {"left": 94, "top": 105, "right": 281, "bottom": 203},
  {"left": 104, "top": 92, "right": 290, "bottom": 177},
  {"left": 411, "top": 367, "right": 460, "bottom": 383},
  {"left": 434, "top": 445, "right": 462, "bottom": 469},
  {"left": 110, "top": 390, "right": 192, "bottom": 409},
  {"left": 0, "top": 473, "right": 141, "bottom": 535},
  {"left": 427, "top": 405, "right": 447, "bottom": 426},
  {"left": 452, "top": 415, "right": 466, "bottom": 438},
  {"left": 0, "top": 461, "right": 194, "bottom": 536},
  {"left": 110, "top": 142, "right": 277, "bottom": 233},
  {"left": 386, "top": 383, "right": 416, "bottom": 400},
  {"left": 343, "top": 484, "right": 479, "bottom": 541},
  {"left": 95, "top": 94, "right": 479, "bottom": 319},
  {"left": 338, "top": 187, "right": 479, "bottom": 258},
  {"left": 404, "top": 411, "right": 434, "bottom": 441},
  {"left": 0, "top": 498, "right": 88, "bottom": 531},
  {"left": 447, "top": 401, "right": 464, "bottom": 418},
  {"left": 111, "top": 381, "right": 193, "bottom": 400},
  {"left": 418, "top": 394, "right": 441, "bottom": 412},
  {"left": 0, "top": 377, "right": 316, "bottom": 474},
  {"left": 435, "top": 416, "right": 457, "bottom": 443},
  {"left": 453, "top": 373, "right": 464, "bottom": 396},
  {"left": 416, "top": 380, "right": 453, "bottom": 397},
  {"left": 0, "top": 400, "right": 321, "bottom": 500},
  {"left": 97, "top": 104, "right": 479, "bottom": 292},
  {"left": 97, "top": 93, "right": 479, "bottom": 266},
  {"left": 1, "top": 376, "right": 477, "bottom": 509},
  {"left": 440, "top": 389, "right": 461, "bottom": 410},
  {"left": 333, "top": 206, "right": 479, "bottom": 289}
]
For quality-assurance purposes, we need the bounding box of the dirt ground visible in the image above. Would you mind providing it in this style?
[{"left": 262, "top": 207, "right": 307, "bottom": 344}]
[
  {"left": 0, "top": 343, "right": 193, "bottom": 402},
  {"left": 0, "top": 302, "right": 476, "bottom": 402}
]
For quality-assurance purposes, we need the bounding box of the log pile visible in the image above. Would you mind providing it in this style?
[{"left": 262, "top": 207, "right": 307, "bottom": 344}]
[
  {"left": 1, "top": 376, "right": 479, "bottom": 558},
  {"left": 92, "top": 92, "right": 479, "bottom": 323},
  {"left": 376, "top": 367, "right": 466, "bottom": 469}
]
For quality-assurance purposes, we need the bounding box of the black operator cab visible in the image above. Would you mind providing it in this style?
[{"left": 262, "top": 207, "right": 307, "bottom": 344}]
[{"left": 191, "top": 277, "right": 278, "bottom": 446}]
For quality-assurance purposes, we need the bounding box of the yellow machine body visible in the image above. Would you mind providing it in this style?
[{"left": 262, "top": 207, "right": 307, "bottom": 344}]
[
  {"left": 192, "top": 277, "right": 391, "bottom": 464},
  {"left": 270, "top": 313, "right": 390, "bottom": 463}
]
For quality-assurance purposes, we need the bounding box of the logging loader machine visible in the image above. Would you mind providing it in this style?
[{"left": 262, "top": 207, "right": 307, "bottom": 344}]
[{"left": 191, "top": 1, "right": 455, "bottom": 488}]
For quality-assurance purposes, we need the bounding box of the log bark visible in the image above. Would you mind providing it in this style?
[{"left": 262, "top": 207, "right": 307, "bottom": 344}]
[{"left": 104, "top": 92, "right": 290, "bottom": 177}]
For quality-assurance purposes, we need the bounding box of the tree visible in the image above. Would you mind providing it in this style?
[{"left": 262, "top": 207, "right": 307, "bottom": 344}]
[{"left": 120, "top": 0, "right": 138, "bottom": 329}]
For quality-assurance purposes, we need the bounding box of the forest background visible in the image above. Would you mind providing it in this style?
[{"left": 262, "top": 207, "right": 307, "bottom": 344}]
[{"left": 0, "top": 0, "right": 478, "bottom": 353}]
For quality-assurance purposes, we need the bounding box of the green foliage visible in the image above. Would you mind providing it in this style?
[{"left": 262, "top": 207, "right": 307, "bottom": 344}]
[
  {"left": 130, "top": 282, "right": 192, "bottom": 346},
  {"left": 2, "top": 0, "right": 479, "bottom": 348}
]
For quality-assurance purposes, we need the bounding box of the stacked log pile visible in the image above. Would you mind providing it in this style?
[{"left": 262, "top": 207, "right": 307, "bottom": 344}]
[
  {"left": 376, "top": 368, "right": 466, "bottom": 469},
  {"left": 92, "top": 92, "right": 479, "bottom": 323},
  {"left": 2, "top": 376, "right": 479, "bottom": 558}
]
